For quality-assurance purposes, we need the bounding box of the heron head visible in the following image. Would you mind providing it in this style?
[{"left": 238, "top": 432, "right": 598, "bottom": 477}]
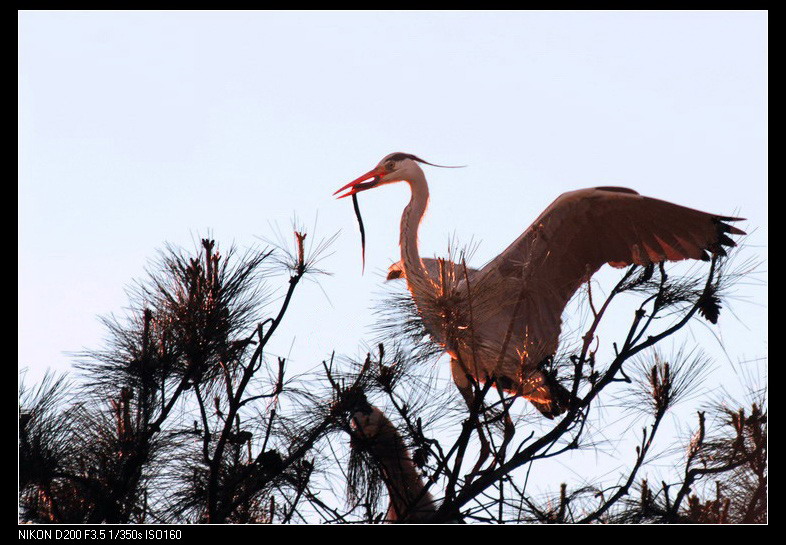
[
  {"left": 350, "top": 405, "right": 384, "bottom": 440},
  {"left": 346, "top": 405, "right": 387, "bottom": 509},
  {"left": 333, "top": 152, "right": 462, "bottom": 199}
]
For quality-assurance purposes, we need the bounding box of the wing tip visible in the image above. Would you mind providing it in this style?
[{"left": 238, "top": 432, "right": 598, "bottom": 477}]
[
  {"left": 711, "top": 217, "right": 747, "bottom": 256},
  {"left": 714, "top": 216, "right": 747, "bottom": 235}
]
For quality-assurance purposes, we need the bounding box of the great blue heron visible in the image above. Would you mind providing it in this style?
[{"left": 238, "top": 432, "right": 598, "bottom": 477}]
[{"left": 335, "top": 152, "right": 744, "bottom": 417}]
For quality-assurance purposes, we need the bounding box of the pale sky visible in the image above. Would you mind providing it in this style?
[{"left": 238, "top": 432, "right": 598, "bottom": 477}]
[{"left": 19, "top": 10, "right": 767, "bottom": 502}]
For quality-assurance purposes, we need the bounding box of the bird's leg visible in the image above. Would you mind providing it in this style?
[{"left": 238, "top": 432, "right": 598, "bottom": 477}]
[
  {"left": 474, "top": 382, "right": 516, "bottom": 469},
  {"left": 459, "top": 381, "right": 493, "bottom": 481},
  {"left": 491, "top": 388, "right": 516, "bottom": 466},
  {"left": 451, "top": 358, "right": 492, "bottom": 480}
]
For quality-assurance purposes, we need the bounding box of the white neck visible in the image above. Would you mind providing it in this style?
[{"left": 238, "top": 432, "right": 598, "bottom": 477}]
[
  {"left": 399, "top": 167, "right": 432, "bottom": 295},
  {"left": 364, "top": 412, "right": 435, "bottom": 522}
]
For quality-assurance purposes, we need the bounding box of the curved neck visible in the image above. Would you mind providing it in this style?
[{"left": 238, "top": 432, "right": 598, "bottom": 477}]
[
  {"left": 399, "top": 169, "right": 432, "bottom": 294},
  {"left": 367, "top": 418, "right": 435, "bottom": 522}
]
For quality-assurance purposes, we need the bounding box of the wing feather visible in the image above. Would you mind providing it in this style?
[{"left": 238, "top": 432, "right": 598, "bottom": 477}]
[{"left": 474, "top": 187, "right": 745, "bottom": 332}]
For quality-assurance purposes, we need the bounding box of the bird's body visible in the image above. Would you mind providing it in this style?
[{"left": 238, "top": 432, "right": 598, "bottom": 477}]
[
  {"left": 350, "top": 406, "right": 436, "bottom": 523},
  {"left": 336, "top": 153, "right": 744, "bottom": 417}
]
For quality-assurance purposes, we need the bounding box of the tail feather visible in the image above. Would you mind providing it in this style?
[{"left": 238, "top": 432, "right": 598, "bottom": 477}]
[{"left": 530, "top": 375, "right": 572, "bottom": 419}]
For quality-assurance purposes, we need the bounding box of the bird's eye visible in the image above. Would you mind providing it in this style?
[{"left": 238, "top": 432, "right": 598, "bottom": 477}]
[{"left": 385, "top": 161, "right": 396, "bottom": 172}]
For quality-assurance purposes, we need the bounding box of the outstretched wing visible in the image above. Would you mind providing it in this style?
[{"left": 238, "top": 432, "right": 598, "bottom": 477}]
[
  {"left": 481, "top": 187, "right": 743, "bottom": 291},
  {"left": 470, "top": 187, "right": 745, "bottom": 362}
]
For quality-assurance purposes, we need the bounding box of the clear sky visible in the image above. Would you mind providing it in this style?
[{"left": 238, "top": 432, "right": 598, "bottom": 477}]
[{"left": 19, "top": 10, "right": 767, "bottom": 499}]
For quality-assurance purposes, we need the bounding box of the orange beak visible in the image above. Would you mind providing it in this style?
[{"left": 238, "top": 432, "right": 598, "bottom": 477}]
[{"left": 333, "top": 166, "right": 386, "bottom": 199}]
